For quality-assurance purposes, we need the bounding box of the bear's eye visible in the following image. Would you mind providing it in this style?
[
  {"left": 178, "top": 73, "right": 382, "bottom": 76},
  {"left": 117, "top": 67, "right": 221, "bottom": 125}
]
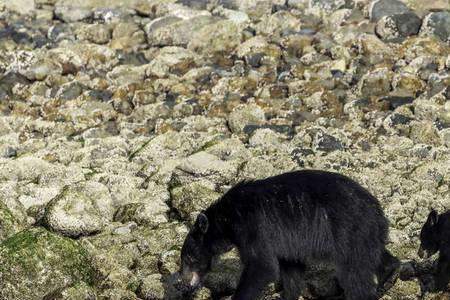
[{"left": 185, "top": 255, "right": 196, "bottom": 264}]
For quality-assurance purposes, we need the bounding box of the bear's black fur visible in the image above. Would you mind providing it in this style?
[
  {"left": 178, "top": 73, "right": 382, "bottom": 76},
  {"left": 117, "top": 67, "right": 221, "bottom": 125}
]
[
  {"left": 180, "top": 170, "right": 397, "bottom": 300},
  {"left": 419, "top": 209, "right": 450, "bottom": 292}
]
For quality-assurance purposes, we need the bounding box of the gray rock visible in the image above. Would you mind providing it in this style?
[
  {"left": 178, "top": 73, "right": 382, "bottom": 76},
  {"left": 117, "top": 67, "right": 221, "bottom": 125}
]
[
  {"left": 4, "top": 147, "right": 16, "bottom": 158},
  {"left": 43, "top": 181, "right": 114, "bottom": 237},
  {"left": 375, "top": 12, "right": 422, "bottom": 42},
  {"left": 420, "top": 11, "right": 450, "bottom": 43},
  {"left": 369, "top": 0, "right": 411, "bottom": 22}
]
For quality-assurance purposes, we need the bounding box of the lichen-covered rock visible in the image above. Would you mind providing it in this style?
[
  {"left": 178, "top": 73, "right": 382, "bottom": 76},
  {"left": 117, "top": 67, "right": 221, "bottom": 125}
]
[
  {"left": 369, "top": 0, "right": 411, "bottom": 22},
  {"left": 43, "top": 181, "right": 114, "bottom": 237},
  {"left": 358, "top": 67, "right": 393, "bottom": 97},
  {"left": 228, "top": 103, "right": 266, "bottom": 135},
  {"left": 146, "top": 47, "right": 202, "bottom": 78},
  {"left": 309, "top": 0, "right": 354, "bottom": 13},
  {"left": 0, "top": 228, "right": 95, "bottom": 300},
  {"left": 0, "top": 201, "right": 25, "bottom": 242},
  {"left": 188, "top": 20, "right": 243, "bottom": 65},
  {"left": 420, "top": 11, "right": 450, "bottom": 43},
  {"left": 375, "top": 12, "right": 422, "bottom": 43},
  {"left": 170, "top": 179, "right": 221, "bottom": 221},
  {"left": 146, "top": 16, "right": 218, "bottom": 47},
  {"left": 59, "top": 282, "right": 97, "bottom": 300},
  {"left": 138, "top": 274, "right": 165, "bottom": 300},
  {"left": 173, "top": 151, "right": 239, "bottom": 186}
]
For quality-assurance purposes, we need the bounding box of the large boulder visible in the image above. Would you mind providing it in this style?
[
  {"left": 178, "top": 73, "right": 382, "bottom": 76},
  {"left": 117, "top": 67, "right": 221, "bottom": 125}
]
[
  {"left": 0, "top": 228, "right": 95, "bottom": 300},
  {"left": 43, "top": 181, "right": 114, "bottom": 237}
]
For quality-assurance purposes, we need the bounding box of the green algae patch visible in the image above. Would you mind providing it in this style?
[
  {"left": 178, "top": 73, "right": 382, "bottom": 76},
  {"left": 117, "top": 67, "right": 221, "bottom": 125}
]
[
  {"left": 0, "top": 227, "right": 96, "bottom": 300},
  {"left": 0, "top": 201, "right": 25, "bottom": 242}
]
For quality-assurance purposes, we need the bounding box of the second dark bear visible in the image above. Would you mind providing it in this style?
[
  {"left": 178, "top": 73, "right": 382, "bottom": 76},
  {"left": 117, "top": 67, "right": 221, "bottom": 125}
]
[
  {"left": 180, "top": 170, "right": 395, "bottom": 300},
  {"left": 418, "top": 209, "right": 450, "bottom": 292}
]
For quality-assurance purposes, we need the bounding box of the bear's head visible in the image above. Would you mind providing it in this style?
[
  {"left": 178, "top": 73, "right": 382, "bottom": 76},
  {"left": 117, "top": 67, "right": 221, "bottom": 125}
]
[
  {"left": 180, "top": 212, "right": 213, "bottom": 288},
  {"left": 419, "top": 210, "right": 440, "bottom": 259}
]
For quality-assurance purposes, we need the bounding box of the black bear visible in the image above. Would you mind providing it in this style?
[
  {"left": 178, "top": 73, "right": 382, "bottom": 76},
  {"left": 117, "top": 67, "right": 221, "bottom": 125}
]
[
  {"left": 180, "top": 170, "right": 397, "bottom": 300},
  {"left": 418, "top": 209, "right": 450, "bottom": 292}
]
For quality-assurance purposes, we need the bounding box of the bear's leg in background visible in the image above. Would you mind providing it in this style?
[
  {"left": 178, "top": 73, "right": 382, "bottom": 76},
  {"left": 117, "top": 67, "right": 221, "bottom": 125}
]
[
  {"left": 335, "top": 264, "right": 377, "bottom": 300},
  {"left": 279, "top": 262, "right": 306, "bottom": 300},
  {"left": 232, "top": 253, "right": 279, "bottom": 300},
  {"left": 433, "top": 251, "right": 450, "bottom": 291},
  {"left": 376, "top": 249, "right": 400, "bottom": 296}
]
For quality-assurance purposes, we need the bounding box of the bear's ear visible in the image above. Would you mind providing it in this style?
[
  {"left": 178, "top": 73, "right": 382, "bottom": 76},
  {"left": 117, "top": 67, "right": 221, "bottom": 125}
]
[
  {"left": 427, "top": 209, "right": 439, "bottom": 227},
  {"left": 194, "top": 212, "right": 209, "bottom": 235}
]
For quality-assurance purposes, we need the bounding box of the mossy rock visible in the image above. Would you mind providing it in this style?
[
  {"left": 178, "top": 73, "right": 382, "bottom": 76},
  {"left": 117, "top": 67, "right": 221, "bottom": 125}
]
[
  {"left": 0, "top": 201, "right": 25, "bottom": 242},
  {"left": 0, "top": 227, "right": 96, "bottom": 300}
]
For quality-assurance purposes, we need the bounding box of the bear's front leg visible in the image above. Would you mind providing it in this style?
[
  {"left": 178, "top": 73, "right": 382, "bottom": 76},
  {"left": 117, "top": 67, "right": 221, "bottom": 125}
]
[
  {"left": 232, "top": 257, "right": 279, "bottom": 300},
  {"left": 432, "top": 251, "right": 450, "bottom": 292}
]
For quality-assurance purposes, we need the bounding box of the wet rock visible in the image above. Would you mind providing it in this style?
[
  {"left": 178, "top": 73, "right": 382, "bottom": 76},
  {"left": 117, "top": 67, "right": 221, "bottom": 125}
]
[
  {"left": 228, "top": 103, "right": 266, "bottom": 135},
  {"left": 43, "top": 181, "right": 114, "bottom": 237},
  {"left": 0, "top": 228, "right": 95, "bottom": 300},
  {"left": 375, "top": 12, "right": 422, "bottom": 42},
  {"left": 369, "top": 0, "right": 411, "bottom": 22},
  {"left": 420, "top": 11, "right": 450, "bottom": 43}
]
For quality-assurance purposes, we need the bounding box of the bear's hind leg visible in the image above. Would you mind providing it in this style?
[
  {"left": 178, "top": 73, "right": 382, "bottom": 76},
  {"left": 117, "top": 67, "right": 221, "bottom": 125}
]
[{"left": 279, "top": 261, "right": 306, "bottom": 300}]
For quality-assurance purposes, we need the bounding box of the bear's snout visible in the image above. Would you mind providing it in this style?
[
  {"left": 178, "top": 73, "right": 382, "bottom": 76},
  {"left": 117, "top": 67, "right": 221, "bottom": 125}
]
[{"left": 181, "top": 266, "right": 201, "bottom": 288}]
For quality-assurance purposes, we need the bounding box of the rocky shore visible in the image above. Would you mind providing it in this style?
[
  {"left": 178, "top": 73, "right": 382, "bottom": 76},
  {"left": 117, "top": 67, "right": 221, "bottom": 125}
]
[{"left": 0, "top": 0, "right": 450, "bottom": 299}]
